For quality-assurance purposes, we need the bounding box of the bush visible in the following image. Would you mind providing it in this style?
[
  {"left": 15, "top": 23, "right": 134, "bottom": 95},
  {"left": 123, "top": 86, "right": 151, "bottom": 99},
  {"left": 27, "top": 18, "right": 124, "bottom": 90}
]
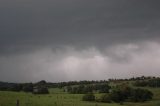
[
  {"left": 148, "top": 79, "right": 160, "bottom": 87},
  {"left": 33, "top": 86, "right": 49, "bottom": 94},
  {"left": 133, "top": 78, "right": 160, "bottom": 87},
  {"left": 22, "top": 83, "right": 33, "bottom": 92},
  {"left": 134, "top": 81, "right": 148, "bottom": 87},
  {"left": 129, "top": 88, "right": 153, "bottom": 102},
  {"left": 8, "top": 84, "right": 22, "bottom": 92},
  {"left": 98, "top": 84, "right": 111, "bottom": 93},
  {"left": 82, "top": 93, "right": 95, "bottom": 101},
  {"left": 109, "top": 89, "right": 125, "bottom": 103},
  {"left": 99, "top": 94, "right": 111, "bottom": 103},
  {"left": 67, "top": 84, "right": 111, "bottom": 94},
  {"left": 100, "top": 86, "right": 153, "bottom": 103}
]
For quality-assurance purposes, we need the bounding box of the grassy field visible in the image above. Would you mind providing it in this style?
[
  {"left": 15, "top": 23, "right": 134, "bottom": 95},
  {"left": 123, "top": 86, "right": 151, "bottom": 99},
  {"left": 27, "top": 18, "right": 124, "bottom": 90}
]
[{"left": 0, "top": 87, "right": 160, "bottom": 106}]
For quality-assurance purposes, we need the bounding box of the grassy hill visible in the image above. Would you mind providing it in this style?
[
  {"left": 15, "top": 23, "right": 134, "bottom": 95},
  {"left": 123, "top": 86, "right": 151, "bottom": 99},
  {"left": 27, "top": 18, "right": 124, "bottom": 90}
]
[{"left": 0, "top": 80, "right": 160, "bottom": 106}]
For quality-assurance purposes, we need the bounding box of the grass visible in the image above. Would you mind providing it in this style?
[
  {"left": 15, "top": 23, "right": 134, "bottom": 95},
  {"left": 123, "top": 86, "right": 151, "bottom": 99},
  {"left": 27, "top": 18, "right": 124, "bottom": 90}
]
[{"left": 0, "top": 87, "right": 160, "bottom": 106}]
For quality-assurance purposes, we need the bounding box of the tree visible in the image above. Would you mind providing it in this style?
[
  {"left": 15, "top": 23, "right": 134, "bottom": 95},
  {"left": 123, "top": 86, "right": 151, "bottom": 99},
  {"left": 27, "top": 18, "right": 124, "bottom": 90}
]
[
  {"left": 35, "top": 80, "right": 47, "bottom": 86},
  {"left": 8, "top": 84, "right": 22, "bottom": 92},
  {"left": 83, "top": 85, "right": 93, "bottom": 93},
  {"left": 129, "top": 88, "right": 153, "bottom": 102},
  {"left": 109, "top": 89, "right": 125, "bottom": 103},
  {"left": 99, "top": 94, "right": 112, "bottom": 103},
  {"left": 134, "top": 81, "right": 148, "bottom": 87},
  {"left": 104, "top": 85, "right": 153, "bottom": 103},
  {"left": 66, "top": 86, "right": 72, "bottom": 93},
  {"left": 22, "top": 83, "right": 33, "bottom": 92},
  {"left": 148, "top": 78, "right": 160, "bottom": 87},
  {"left": 98, "top": 84, "right": 111, "bottom": 93},
  {"left": 33, "top": 86, "right": 49, "bottom": 94}
]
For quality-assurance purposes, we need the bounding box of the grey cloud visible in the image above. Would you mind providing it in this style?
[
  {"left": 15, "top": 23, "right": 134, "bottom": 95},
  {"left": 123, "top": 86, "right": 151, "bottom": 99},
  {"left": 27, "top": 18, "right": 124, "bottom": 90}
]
[
  {"left": 1, "top": 0, "right": 160, "bottom": 48},
  {"left": 0, "top": 0, "right": 160, "bottom": 82},
  {"left": 0, "top": 42, "right": 160, "bottom": 82}
]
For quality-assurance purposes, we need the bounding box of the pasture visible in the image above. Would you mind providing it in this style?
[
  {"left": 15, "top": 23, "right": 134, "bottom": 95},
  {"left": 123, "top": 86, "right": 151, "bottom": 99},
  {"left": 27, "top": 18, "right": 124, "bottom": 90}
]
[{"left": 0, "top": 87, "right": 160, "bottom": 106}]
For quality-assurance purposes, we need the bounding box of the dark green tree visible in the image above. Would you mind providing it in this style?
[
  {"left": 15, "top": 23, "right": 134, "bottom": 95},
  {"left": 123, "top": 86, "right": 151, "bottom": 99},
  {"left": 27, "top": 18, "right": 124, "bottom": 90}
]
[
  {"left": 82, "top": 93, "right": 95, "bottom": 101},
  {"left": 33, "top": 86, "right": 49, "bottom": 94},
  {"left": 99, "top": 94, "right": 112, "bottom": 103},
  {"left": 129, "top": 88, "right": 153, "bottom": 102},
  {"left": 22, "top": 83, "right": 33, "bottom": 92}
]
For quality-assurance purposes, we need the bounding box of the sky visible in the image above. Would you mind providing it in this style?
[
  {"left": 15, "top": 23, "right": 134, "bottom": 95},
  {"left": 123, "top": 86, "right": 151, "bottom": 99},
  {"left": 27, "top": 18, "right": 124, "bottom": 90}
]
[{"left": 0, "top": 0, "right": 160, "bottom": 82}]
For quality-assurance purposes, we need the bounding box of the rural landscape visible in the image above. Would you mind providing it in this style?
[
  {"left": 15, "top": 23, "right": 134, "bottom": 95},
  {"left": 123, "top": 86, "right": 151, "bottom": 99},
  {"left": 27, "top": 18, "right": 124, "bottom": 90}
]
[
  {"left": 0, "top": 76, "right": 160, "bottom": 106},
  {"left": 0, "top": 0, "right": 160, "bottom": 106}
]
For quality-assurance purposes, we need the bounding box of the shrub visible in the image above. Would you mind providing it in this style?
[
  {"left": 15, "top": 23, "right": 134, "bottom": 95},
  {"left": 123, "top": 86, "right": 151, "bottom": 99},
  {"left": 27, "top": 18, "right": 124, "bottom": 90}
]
[
  {"left": 22, "top": 83, "right": 33, "bottom": 92},
  {"left": 129, "top": 88, "right": 153, "bottom": 102},
  {"left": 8, "top": 84, "right": 22, "bottom": 92},
  {"left": 104, "top": 86, "right": 153, "bottom": 103},
  {"left": 82, "top": 93, "right": 95, "bottom": 101},
  {"left": 133, "top": 78, "right": 160, "bottom": 87},
  {"left": 148, "top": 79, "right": 160, "bottom": 87},
  {"left": 109, "top": 89, "right": 125, "bottom": 103},
  {"left": 98, "top": 84, "right": 111, "bottom": 93},
  {"left": 33, "top": 86, "right": 49, "bottom": 94},
  {"left": 99, "top": 94, "right": 111, "bottom": 103},
  {"left": 134, "top": 81, "right": 148, "bottom": 87}
]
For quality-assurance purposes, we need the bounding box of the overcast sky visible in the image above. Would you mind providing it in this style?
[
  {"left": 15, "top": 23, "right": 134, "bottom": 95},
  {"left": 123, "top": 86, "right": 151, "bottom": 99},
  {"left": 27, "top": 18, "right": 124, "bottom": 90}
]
[{"left": 0, "top": 0, "right": 160, "bottom": 82}]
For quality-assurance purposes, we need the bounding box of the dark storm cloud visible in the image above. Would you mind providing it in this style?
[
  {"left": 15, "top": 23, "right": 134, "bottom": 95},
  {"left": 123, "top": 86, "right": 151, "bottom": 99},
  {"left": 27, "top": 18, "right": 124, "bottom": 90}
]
[
  {"left": 1, "top": 0, "right": 160, "bottom": 49},
  {"left": 0, "top": 0, "right": 160, "bottom": 82}
]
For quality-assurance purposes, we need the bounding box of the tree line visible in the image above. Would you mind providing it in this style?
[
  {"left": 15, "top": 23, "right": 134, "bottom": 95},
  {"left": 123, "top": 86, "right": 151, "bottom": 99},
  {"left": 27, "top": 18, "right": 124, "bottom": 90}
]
[
  {"left": 109, "top": 76, "right": 159, "bottom": 82},
  {"left": 0, "top": 76, "right": 158, "bottom": 91},
  {"left": 66, "top": 83, "right": 111, "bottom": 94},
  {"left": 0, "top": 80, "right": 49, "bottom": 94},
  {"left": 134, "top": 78, "right": 160, "bottom": 87}
]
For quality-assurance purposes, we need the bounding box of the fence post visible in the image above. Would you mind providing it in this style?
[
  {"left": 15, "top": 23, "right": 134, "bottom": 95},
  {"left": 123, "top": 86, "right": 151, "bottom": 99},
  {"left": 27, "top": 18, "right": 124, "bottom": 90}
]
[{"left": 16, "top": 100, "right": 19, "bottom": 106}]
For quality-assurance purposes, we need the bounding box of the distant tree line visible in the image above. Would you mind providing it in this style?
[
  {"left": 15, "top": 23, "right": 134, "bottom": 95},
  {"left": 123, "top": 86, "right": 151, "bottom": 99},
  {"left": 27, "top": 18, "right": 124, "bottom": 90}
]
[
  {"left": 57, "top": 76, "right": 157, "bottom": 88},
  {"left": 66, "top": 83, "right": 111, "bottom": 94},
  {"left": 134, "top": 78, "right": 160, "bottom": 87},
  {"left": 1, "top": 76, "right": 157, "bottom": 91},
  {"left": 58, "top": 80, "right": 109, "bottom": 88},
  {"left": 49, "top": 76, "right": 159, "bottom": 88},
  {"left": 0, "top": 80, "right": 49, "bottom": 94},
  {"left": 0, "top": 81, "right": 22, "bottom": 92},
  {"left": 0, "top": 76, "right": 158, "bottom": 94},
  {"left": 109, "top": 76, "right": 158, "bottom": 82}
]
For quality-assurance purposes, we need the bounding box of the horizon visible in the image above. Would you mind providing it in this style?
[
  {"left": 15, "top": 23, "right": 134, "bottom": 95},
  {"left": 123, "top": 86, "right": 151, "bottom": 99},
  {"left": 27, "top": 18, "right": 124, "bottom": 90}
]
[{"left": 0, "top": 75, "right": 158, "bottom": 83}]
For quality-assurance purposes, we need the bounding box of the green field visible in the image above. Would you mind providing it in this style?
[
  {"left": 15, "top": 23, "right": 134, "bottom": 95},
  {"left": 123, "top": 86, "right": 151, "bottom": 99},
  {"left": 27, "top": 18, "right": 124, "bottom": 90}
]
[{"left": 0, "top": 87, "right": 160, "bottom": 106}]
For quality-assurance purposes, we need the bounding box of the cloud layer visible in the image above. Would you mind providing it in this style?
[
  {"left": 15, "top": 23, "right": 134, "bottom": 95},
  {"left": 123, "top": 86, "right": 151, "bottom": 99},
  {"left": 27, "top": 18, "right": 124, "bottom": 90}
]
[
  {"left": 0, "top": 41, "right": 160, "bottom": 82},
  {"left": 0, "top": 0, "right": 160, "bottom": 82}
]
